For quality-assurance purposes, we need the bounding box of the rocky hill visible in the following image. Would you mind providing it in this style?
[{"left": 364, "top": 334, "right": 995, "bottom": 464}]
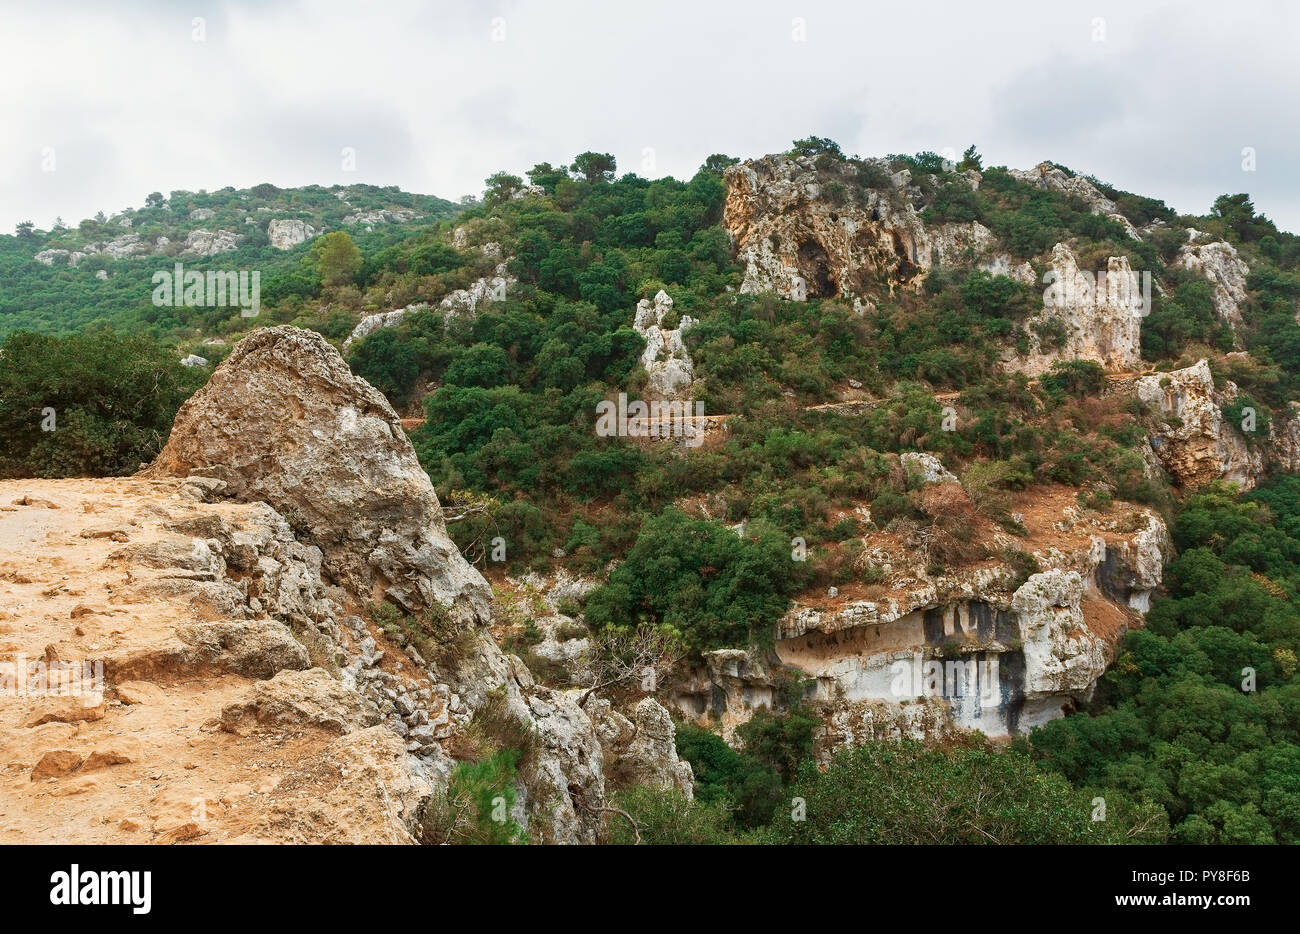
[{"left": 3, "top": 142, "right": 1299, "bottom": 844}]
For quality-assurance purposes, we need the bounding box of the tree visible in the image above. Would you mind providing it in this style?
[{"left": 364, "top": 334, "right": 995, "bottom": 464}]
[
  {"left": 702, "top": 153, "right": 739, "bottom": 174},
  {"left": 791, "top": 136, "right": 843, "bottom": 159},
  {"left": 527, "top": 162, "right": 568, "bottom": 192},
  {"left": 583, "top": 508, "right": 812, "bottom": 654},
  {"left": 578, "top": 624, "right": 683, "bottom": 706},
  {"left": 958, "top": 144, "right": 983, "bottom": 172},
  {"left": 765, "top": 739, "right": 1167, "bottom": 844},
  {"left": 145, "top": 192, "right": 164, "bottom": 208},
  {"left": 569, "top": 152, "right": 617, "bottom": 183},
  {"left": 0, "top": 330, "right": 205, "bottom": 478},
  {"left": 484, "top": 171, "right": 524, "bottom": 207},
  {"left": 15, "top": 221, "right": 34, "bottom": 238},
  {"left": 1212, "top": 193, "right": 1275, "bottom": 243},
  {"left": 310, "top": 231, "right": 363, "bottom": 288}
]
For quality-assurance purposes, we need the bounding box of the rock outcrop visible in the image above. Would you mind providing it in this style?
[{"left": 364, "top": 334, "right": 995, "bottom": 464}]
[
  {"left": 142, "top": 325, "right": 678, "bottom": 843},
  {"left": 1008, "top": 162, "right": 1142, "bottom": 240},
  {"left": 147, "top": 326, "right": 490, "bottom": 620},
  {"left": 676, "top": 487, "right": 1171, "bottom": 743},
  {"left": 267, "top": 218, "right": 318, "bottom": 251},
  {"left": 438, "top": 261, "right": 513, "bottom": 323},
  {"left": 35, "top": 234, "right": 150, "bottom": 266},
  {"left": 1175, "top": 233, "right": 1251, "bottom": 333},
  {"left": 1007, "top": 243, "right": 1145, "bottom": 376},
  {"left": 183, "top": 228, "right": 242, "bottom": 257},
  {"left": 724, "top": 154, "right": 1029, "bottom": 305},
  {"left": 593, "top": 698, "right": 694, "bottom": 797},
  {"left": 343, "top": 304, "right": 427, "bottom": 351},
  {"left": 1135, "top": 360, "right": 1262, "bottom": 489},
  {"left": 633, "top": 290, "right": 696, "bottom": 399}
]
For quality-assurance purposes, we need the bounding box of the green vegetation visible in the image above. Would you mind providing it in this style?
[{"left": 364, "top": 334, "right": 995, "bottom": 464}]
[
  {"left": 0, "top": 182, "right": 460, "bottom": 339},
  {"left": 1029, "top": 480, "right": 1300, "bottom": 844},
  {"left": 764, "top": 738, "right": 1166, "bottom": 844},
  {"left": 583, "top": 508, "right": 811, "bottom": 655},
  {"left": 0, "top": 329, "right": 206, "bottom": 478}
]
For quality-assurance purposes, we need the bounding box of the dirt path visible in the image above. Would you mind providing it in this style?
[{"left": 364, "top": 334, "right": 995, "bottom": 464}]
[{"left": 0, "top": 478, "right": 415, "bottom": 844}]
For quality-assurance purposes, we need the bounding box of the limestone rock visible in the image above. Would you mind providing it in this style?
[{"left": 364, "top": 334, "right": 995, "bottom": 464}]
[
  {"left": 1007, "top": 243, "right": 1144, "bottom": 376},
  {"left": 1135, "top": 360, "right": 1262, "bottom": 489},
  {"left": 31, "top": 750, "right": 83, "bottom": 781},
  {"left": 220, "top": 667, "right": 379, "bottom": 735},
  {"left": 724, "top": 154, "right": 1029, "bottom": 304},
  {"left": 633, "top": 290, "right": 696, "bottom": 399},
  {"left": 183, "top": 228, "right": 241, "bottom": 256},
  {"left": 266, "top": 218, "right": 318, "bottom": 250},
  {"left": 1008, "top": 163, "right": 1142, "bottom": 240},
  {"left": 145, "top": 325, "right": 492, "bottom": 620},
  {"left": 1175, "top": 235, "right": 1250, "bottom": 332},
  {"left": 343, "top": 304, "right": 426, "bottom": 351},
  {"left": 901, "top": 451, "right": 957, "bottom": 486},
  {"left": 1011, "top": 570, "right": 1106, "bottom": 704},
  {"left": 343, "top": 208, "right": 417, "bottom": 228},
  {"left": 439, "top": 263, "right": 513, "bottom": 322},
  {"left": 610, "top": 698, "right": 694, "bottom": 798}
]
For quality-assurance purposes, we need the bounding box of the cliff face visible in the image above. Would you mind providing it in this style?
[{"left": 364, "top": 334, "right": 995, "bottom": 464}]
[
  {"left": 724, "top": 155, "right": 1152, "bottom": 378},
  {"left": 1135, "top": 360, "right": 1263, "bottom": 489},
  {"left": 634, "top": 290, "right": 697, "bottom": 400},
  {"left": 1005, "top": 243, "right": 1145, "bottom": 376},
  {"left": 1175, "top": 232, "right": 1251, "bottom": 333},
  {"left": 674, "top": 484, "right": 1170, "bottom": 748},
  {"left": 723, "top": 155, "right": 1030, "bottom": 306}
]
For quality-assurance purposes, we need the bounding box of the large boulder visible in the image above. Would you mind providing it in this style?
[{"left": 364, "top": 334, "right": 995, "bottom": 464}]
[
  {"left": 145, "top": 325, "right": 491, "bottom": 621},
  {"left": 145, "top": 325, "right": 631, "bottom": 843},
  {"left": 267, "top": 218, "right": 318, "bottom": 250}
]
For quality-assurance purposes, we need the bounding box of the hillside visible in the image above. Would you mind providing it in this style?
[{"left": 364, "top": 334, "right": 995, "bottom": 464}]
[
  {"left": 0, "top": 182, "right": 462, "bottom": 338},
  {"left": 2, "top": 141, "right": 1299, "bottom": 845}
]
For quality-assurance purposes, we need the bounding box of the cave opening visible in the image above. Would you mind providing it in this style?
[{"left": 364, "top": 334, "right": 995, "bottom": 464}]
[{"left": 797, "top": 238, "right": 837, "bottom": 297}]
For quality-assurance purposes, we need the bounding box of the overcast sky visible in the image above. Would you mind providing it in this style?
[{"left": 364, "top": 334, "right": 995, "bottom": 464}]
[{"left": 2, "top": 0, "right": 1298, "bottom": 234}]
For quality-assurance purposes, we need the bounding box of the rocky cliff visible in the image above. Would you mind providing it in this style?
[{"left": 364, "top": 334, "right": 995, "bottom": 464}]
[
  {"left": 674, "top": 482, "right": 1171, "bottom": 751},
  {"left": 723, "top": 154, "right": 1030, "bottom": 306}
]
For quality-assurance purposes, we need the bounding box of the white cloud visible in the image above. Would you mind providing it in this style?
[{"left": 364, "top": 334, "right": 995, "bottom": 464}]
[{"left": 2, "top": 0, "right": 1297, "bottom": 232}]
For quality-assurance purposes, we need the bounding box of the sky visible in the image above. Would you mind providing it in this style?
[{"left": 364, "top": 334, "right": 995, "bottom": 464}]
[{"left": 2, "top": 0, "right": 1298, "bottom": 233}]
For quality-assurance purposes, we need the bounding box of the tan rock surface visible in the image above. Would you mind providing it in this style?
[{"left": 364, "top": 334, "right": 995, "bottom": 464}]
[{"left": 0, "top": 478, "right": 422, "bottom": 843}]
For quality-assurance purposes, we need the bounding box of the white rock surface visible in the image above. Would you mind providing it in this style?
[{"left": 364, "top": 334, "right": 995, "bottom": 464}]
[
  {"left": 1175, "top": 235, "right": 1250, "bottom": 332},
  {"left": 1007, "top": 243, "right": 1145, "bottom": 376},
  {"left": 633, "top": 290, "right": 696, "bottom": 399},
  {"left": 183, "top": 228, "right": 241, "bottom": 256},
  {"left": 267, "top": 218, "right": 318, "bottom": 250}
]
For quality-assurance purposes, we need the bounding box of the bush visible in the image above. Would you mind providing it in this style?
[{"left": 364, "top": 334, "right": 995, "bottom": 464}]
[
  {"left": 764, "top": 739, "right": 1166, "bottom": 844},
  {"left": 0, "top": 329, "right": 205, "bottom": 478},
  {"left": 583, "top": 507, "right": 812, "bottom": 655}
]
